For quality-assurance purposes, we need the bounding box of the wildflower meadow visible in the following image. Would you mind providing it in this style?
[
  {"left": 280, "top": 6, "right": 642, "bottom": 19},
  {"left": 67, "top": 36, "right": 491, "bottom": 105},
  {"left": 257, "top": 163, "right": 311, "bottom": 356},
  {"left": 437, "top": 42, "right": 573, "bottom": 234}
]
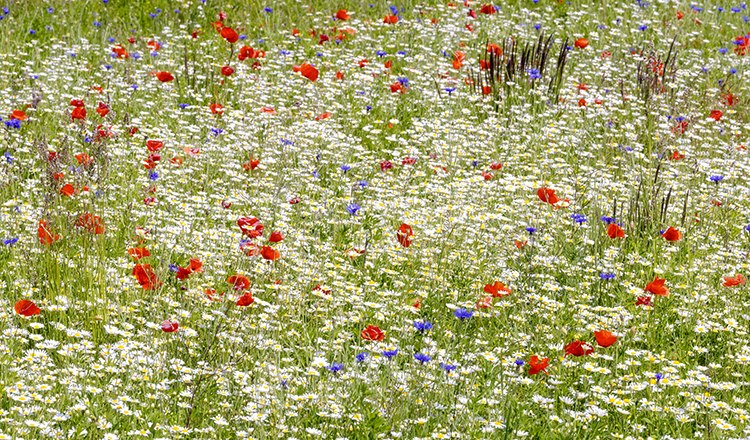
[{"left": 2, "top": 0, "right": 750, "bottom": 438}]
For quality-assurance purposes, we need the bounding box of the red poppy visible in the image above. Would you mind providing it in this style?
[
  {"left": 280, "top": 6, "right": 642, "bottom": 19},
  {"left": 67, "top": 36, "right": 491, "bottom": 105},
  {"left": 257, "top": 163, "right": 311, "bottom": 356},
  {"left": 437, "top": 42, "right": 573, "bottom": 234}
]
[
  {"left": 644, "top": 277, "right": 669, "bottom": 296},
  {"left": 143, "top": 142, "right": 163, "bottom": 155},
  {"left": 479, "top": 4, "right": 496, "bottom": 14},
  {"left": 722, "top": 93, "right": 736, "bottom": 107},
  {"left": 71, "top": 106, "right": 87, "bottom": 120},
  {"left": 188, "top": 258, "right": 203, "bottom": 273},
  {"left": 360, "top": 325, "right": 385, "bottom": 341},
  {"left": 514, "top": 240, "right": 527, "bottom": 249},
  {"left": 380, "top": 160, "right": 393, "bottom": 171},
  {"left": 390, "top": 82, "right": 406, "bottom": 93},
  {"left": 335, "top": 9, "right": 350, "bottom": 20},
  {"left": 243, "top": 159, "right": 260, "bottom": 170},
  {"left": 261, "top": 245, "right": 280, "bottom": 261},
  {"left": 75, "top": 153, "right": 93, "bottom": 166},
  {"left": 221, "top": 65, "right": 234, "bottom": 76},
  {"left": 709, "top": 110, "right": 723, "bottom": 121},
  {"left": 112, "top": 44, "right": 129, "bottom": 59},
  {"left": 14, "top": 299, "right": 41, "bottom": 317},
  {"left": 9, "top": 109, "right": 27, "bottom": 120},
  {"left": 607, "top": 223, "right": 625, "bottom": 239},
  {"left": 60, "top": 183, "right": 75, "bottom": 197},
  {"left": 661, "top": 227, "right": 682, "bottom": 242},
  {"left": 396, "top": 223, "right": 413, "bottom": 247},
  {"left": 669, "top": 150, "right": 685, "bottom": 161},
  {"left": 335, "top": 71, "right": 344, "bottom": 80},
  {"left": 269, "top": 231, "right": 284, "bottom": 243},
  {"left": 155, "top": 71, "right": 174, "bottom": 82},
  {"left": 237, "top": 217, "right": 264, "bottom": 237},
  {"left": 220, "top": 27, "right": 239, "bottom": 43},
  {"left": 574, "top": 38, "right": 589, "bottom": 49},
  {"left": 383, "top": 15, "right": 399, "bottom": 24},
  {"left": 564, "top": 340, "right": 594, "bottom": 357},
  {"left": 161, "top": 319, "right": 179, "bottom": 333},
  {"left": 723, "top": 274, "right": 746, "bottom": 287},
  {"left": 636, "top": 295, "right": 653, "bottom": 307},
  {"left": 227, "top": 274, "right": 251, "bottom": 291},
  {"left": 484, "top": 281, "right": 511, "bottom": 298},
  {"left": 528, "top": 355, "right": 549, "bottom": 375},
  {"left": 75, "top": 213, "right": 106, "bottom": 234},
  {"left": 95, "top": 102, "right": 109, "bottom": 118},
  {"left": 127, "top": 247, "right": 150, "bottom": 259},
  {"left": 293, "top": 63, "right": 319, "bottom": 82},
  {"left": 133, "top": 264, "right": 162, "bottom": 290},
  {"left": 210, "top": 103, "right": 224, "bottom": 115},
  {"left": 594, "top": 330, "right": 618, "bottom": 347},
  {"left": 537, "top": 187, "right": 559, "bottom": 205},
  {"left": 315, "top": 112, "right": 332, "bottom": 121},
  {"left": 236, "top": 292, "right": 255, "bottom": 306},
  {"left": 38, "top": 220, "right": 60, "bottom": 245}
]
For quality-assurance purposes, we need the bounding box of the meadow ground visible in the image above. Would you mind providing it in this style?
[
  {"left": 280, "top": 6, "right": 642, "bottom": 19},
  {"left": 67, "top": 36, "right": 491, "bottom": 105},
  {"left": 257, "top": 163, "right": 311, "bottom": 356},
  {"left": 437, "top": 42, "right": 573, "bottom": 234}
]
[{"left": 1, "top": 0, "right": 750, "bottom": 439}]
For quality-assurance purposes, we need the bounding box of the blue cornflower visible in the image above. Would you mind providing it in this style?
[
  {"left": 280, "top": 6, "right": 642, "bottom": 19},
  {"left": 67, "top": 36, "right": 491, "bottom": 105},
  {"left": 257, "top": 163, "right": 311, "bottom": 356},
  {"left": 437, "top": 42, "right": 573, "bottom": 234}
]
[
  {"left": 168, "top": 264, "right": 179, "bottom": 272},
  {"left": 525, "top": 227, "right": 537, "bottom": 234},
  {"left": 745, "top": 224, "right": 750, "bottom": 232},
  {"left": 376, "top": 50, "right": 387, "bottom": 57},
  {"left": 29, "top": 29, "right": 36, "bottom": 35},
  {"left": 719, "top": 48, "right": 728, "bottom": 54},
  {"left": 132, "top": 52, "right": 141, "bottom": 60},
  {"left": 327, "top": 363, "right": 344, "bottom": 373},
  {"left": 210, "top": 127, "right": 223, "bottom": 136},
  {"left": 414, "top": 353, "right": 431, "bottom": 364},
  {"left": 357, "top": 180, "right": 368, "bottom": 189},
  {"left": 471, "top": 160, "right": 479, "bottom": 167},
  {"left": 346, "top": 203, "right": 361, "bottom": 216},
  {"left": 149, "top": 171, "right": 159, "bottom": 181},
  {"left": 355, "top": 352, "right": 368, "bottom": 362},
  {"left": 4, "top": 152, "right": 14, "bottom": 163},
  {"left": 178, "top": 103, "right": 190, "bottom": 109},
  {"left": 445, "top": 87, "right": 456, "bottom": 95},
  {"left": 638, "top": 24, "right": 648, "bottom": 31},
  {"left": 4, "top": 119, "right": 21, "bottom": 129},
  {"left": 93, "top": 21, "right": 102, "bottom": 27},
  {"left": 600, "top": 272, "right": 616, "bottom": 280},
  {"left": 710, "top": 175, "right": 724, "bottom": 183},
  {"left": 571, "top": 213, "right": 587, "bottom": 224},
  {"left": 454, "top": 308, "right": 473, "bottom": 320},
  {"left": 47, "top": 7, "right": 54, "bottom": 13},
  {"left": 396, "top": 77, "right": 409, "bottom": 86},
  {"left": 239, "top": 34, "right": 247, "bottom": 40},
  {"left": 655, "top": 373, "right": 664, "bottom": 382},
  {"left": 389, "top": 5, "right": 399, "bottom": 15},
  {"left": 312, "top": 170, "right": 320, "bottom": 178},
  {"left": 440, "top": 363, "right": 456, "bottom": 372},
  {"left": 514, "top": 359, "right": 525, "bottom": 366},
  {"left": 534, "top": 24, "right": 541, "bottom": 31},
  {"left": 340, "top": 164, "right": 351, "bottom": 173},
  {"left": 413, "top": 321, "right": 433, "bottom": 332},
  {"left": 264, "top": 7, "right": 273, "bottom": 13},
  {"left": 3, "top": 237, "right": 18, "bottom": 246},
  {"left": 382, "top": 349, "right": 399, "bottom": 359}
]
